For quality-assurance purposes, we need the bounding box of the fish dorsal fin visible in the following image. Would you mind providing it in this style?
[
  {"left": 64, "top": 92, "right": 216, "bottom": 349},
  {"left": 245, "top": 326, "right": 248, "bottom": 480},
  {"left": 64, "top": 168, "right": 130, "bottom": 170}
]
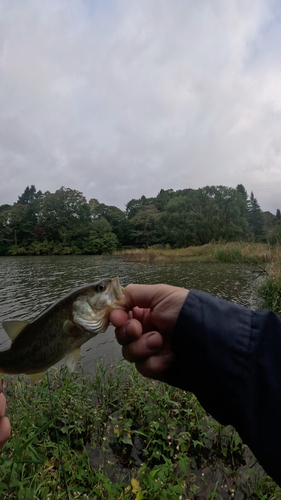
[
  {"left": 2, "top": 320, "right": 30, "bottom": 342},
  {"left": 28, "top": 372, "right": 45, "bottom": 385},
  {"left": 65, "top": 347, "right": 81, "bottom": 372}
]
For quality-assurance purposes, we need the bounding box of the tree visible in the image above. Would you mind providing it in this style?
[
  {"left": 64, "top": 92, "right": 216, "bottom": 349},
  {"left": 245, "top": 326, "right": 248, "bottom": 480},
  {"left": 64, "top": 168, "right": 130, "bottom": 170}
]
[
  {"left": 206, "top": 186, "right": 248, "bottom": 241},
  {"left": 126, "top": 195, "right": 152, "bottom": 219},
  {"left": 17, "top": 185, "right": 43, "bottom": 205},
  {"left": 88, "top": 198, "right": 101, "bottom": 219},
  {"left": 85, "top": 218, "right": 118, "bottom": 254},
  {"left": 157, "top": 195, "right": 196, "bottom": 247},
  {"left": 89, "top": 200, "right": 132, "bottom": 246},
  {"left": 190, "top": 188, "right": 220, "bottom": 243},
  {"left": 248, "top": 192, "right": 264, "bottom": 242},
  {"left": 188, "top": 186, "right": 248, "bottom": 243},
  {"left": 154, "top": 189, "right": 176, "bottom": 211},
  {"left": 236, "top": 184, "right": 249, "bottom": 218},
  {"left": 0, "top": 205, "right": 13, "bottom": 254},
  {"left": 236, "top": 184, "right": 248, "bottom": 201},
  {"left": 131, "top": 205, "right": 160, "bottom": 247},
  {"left": 40, "top": 187, "right": 91, "bottom": 247}
]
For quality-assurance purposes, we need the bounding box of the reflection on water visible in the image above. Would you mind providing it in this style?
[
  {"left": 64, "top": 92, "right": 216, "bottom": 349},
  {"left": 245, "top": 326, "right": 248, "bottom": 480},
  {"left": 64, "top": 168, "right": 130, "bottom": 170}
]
[{"left": 0, "top": 255, "right": 260, "bottom": 374}]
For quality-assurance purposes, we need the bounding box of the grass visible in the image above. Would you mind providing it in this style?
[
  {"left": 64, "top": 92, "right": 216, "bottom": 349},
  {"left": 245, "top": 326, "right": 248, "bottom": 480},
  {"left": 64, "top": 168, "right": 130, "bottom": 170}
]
[
  {"left": 257, "top": 249, "right": 281, "bottom": 315},
  {"left": 1, "top": 361, "right": 280, "bottom": 499},
  {"left": 115, "top": 242, "right": 274, "bottom": 264}
]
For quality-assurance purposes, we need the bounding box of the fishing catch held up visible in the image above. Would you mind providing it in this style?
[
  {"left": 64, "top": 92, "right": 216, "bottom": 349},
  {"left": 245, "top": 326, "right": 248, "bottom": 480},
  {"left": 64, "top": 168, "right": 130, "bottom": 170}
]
[{"left": 0, "top": 277, "right": 126, "bottom": 384}]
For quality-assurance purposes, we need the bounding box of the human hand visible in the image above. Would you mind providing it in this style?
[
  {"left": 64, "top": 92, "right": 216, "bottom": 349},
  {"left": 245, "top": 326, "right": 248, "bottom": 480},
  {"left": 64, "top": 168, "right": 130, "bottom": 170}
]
[
  {"left": 0, "top": 380, "right": 10, "bottom": 449},
  {"left": 110, "top": 284, "right": 188, "bottom": 381}
]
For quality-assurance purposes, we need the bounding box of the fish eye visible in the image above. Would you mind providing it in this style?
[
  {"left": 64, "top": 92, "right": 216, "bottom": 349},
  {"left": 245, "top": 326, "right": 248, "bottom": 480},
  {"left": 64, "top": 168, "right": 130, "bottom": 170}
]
[{"left": 97, "top": 283, "right": 105, "bottom": 292}]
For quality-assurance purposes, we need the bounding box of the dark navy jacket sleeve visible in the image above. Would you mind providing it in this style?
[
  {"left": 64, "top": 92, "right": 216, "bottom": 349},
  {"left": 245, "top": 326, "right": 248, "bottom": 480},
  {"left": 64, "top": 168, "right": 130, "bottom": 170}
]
[{"left": 167, "top": 289, "right": 281, "bottom": 485}]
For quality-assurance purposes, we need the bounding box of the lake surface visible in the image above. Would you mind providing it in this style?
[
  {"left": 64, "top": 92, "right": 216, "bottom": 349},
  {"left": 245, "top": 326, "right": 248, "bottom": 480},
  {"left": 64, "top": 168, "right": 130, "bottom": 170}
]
[{"left": 0, "top": 255, "right": 260, "bottom": 375}]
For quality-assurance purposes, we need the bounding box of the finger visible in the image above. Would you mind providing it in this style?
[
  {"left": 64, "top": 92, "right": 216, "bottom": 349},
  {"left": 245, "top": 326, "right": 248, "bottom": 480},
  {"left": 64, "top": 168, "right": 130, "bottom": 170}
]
[
  {"left": 135, "top": 351, "right": 175, "bottom": 380},
  {"left": 0, "top": 417, "right": 11, "bottom": 448},
  {"left": 124, "top": 284, "right": 178, "bottom": 310},
  {"left": 110, "top": 309, "right": 129, "bottom": 328},
  {"left": 123, "top": 285, "right": 189, "bottom": 333},
  {"left": 122, "top": 331, "right": 163, "bottom": 361},
  {"left": 115, "top": 318, "right": 143, "bottom": 345},
  {"left": 130, "top": 307, "right": 146, "bottom": 322},
  {"left": 0, "top": 393, "right": 7, "bottom": 418}
]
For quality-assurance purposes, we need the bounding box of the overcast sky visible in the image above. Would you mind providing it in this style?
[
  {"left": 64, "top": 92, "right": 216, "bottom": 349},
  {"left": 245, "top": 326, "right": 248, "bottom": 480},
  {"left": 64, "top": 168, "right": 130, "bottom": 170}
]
[{"left": 1, "top": 0, "right": 281, "bottom": 213}]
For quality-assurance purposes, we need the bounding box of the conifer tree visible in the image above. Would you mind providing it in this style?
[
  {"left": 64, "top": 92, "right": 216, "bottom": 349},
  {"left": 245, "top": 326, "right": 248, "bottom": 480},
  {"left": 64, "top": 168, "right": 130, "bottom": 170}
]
[{"left": 248, "top": 191, "right": 264, "bottom": 241}]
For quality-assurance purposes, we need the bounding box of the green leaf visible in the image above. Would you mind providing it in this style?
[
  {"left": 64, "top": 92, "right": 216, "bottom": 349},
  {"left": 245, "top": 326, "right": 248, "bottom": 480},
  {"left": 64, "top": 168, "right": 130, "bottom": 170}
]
[{"left": 121, "top": 435, "right": 133, "bottom": 446}]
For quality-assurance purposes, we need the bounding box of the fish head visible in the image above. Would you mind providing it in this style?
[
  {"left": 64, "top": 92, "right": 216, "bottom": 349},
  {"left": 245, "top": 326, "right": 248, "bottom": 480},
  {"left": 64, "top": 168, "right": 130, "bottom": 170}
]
[
  {"left": 72, "top": 277, "right": 126, "bottom": 334},
  {"left": 88, "top": 277, "right": 126, "bottom": 311}
]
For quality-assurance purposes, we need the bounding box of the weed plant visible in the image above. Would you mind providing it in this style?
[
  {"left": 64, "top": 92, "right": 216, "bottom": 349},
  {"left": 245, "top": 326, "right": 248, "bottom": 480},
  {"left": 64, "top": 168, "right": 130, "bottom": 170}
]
[
  {"left": 0, "top": 362, "right": 280, "bottom": 499},
  {"left": 258, "top": 258, "right": 281, "bottom": 316}
]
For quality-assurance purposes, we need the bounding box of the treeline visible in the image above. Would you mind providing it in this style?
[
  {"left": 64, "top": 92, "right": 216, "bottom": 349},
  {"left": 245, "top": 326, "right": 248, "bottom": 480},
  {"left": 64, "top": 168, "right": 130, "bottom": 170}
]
[{"left": 0, "top": 184, "right": 280, "bottom": 256}]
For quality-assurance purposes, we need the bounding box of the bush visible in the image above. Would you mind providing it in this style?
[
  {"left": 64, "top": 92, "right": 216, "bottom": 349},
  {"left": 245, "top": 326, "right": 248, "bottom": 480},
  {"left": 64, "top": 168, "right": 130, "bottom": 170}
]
[
  {"left": 267, "top": 225, "right": 281, "bottom": 245},
  {"left": 213, "top": 246, "right": 242, "bottom": 263}
]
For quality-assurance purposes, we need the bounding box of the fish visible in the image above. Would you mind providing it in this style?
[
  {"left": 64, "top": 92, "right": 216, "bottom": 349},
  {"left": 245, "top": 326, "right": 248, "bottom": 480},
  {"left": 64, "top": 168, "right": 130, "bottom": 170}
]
[{"left": 0, "top": 277, "right": 126, "bottom": 384}]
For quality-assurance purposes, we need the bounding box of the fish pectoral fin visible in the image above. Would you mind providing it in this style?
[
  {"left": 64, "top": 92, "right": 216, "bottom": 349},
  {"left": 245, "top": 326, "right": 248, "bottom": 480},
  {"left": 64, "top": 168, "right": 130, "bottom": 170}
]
[
  {"left": 2, "top": 320, "right": 30, "bottom": 342},
  {"left": 63, "top": 320, "right": 76, "bottom": 335},
  {"left": 65, "top": 347, "right": 81, "bottom": 373},
  {"left": 28, "top": 372, "right": 45, "bottom": 385}
]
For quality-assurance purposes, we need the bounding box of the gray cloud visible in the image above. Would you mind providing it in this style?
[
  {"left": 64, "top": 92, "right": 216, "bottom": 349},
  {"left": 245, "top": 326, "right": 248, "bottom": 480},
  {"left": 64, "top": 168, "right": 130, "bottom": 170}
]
[{"left": 1, "top": 0, "right": 281, "bottom": 212}]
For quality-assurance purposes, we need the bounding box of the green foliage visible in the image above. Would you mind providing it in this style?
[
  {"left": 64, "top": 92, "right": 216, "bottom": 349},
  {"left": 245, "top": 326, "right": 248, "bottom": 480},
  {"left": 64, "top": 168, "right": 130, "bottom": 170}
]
[
  {"left": 130, "top": 205, "right": 159, "bottom": 247},
  {"left": 157, "top": 195, "right": 195, "bottom": 247},
  {"left": 0, "top": 183, "right": 275, "bottom": 254},
  {"left": 17, "top": 185, "right": 43, "bottom": 205},
  {"left": 248, "top": 192, "right": 265, "bottom": 242},
  {"left": 258, "top": 277, "right": 281, "bottom": 316},
  {"left": 1, "top": 362, "right": 280, "bottom": 499},
  {"left": 84, "top": 218, "right": 118, "bottom": 254},
  {"left": 0, "top": 186, "right": 118, "bottom": 256},
  {"left": 212, "top": 246, "right": 243, "bottom": 263},
  {"left": 154, "top": 188, "right": 176, "bottom": 211},
  {"left": 157, "top": 186, "right": 248, "bottom": 248},
  {"left": 126, "top": 195, "right": 152, "bottom": 219},
  {"left": 40, "top": 187, "right": 91, "bottom": 246},
  {"left": 267, "top": 225, "right": 281, "bottom": 245},
  {"left": 89, "top": 199, "right": 133, "bottom": 247}
]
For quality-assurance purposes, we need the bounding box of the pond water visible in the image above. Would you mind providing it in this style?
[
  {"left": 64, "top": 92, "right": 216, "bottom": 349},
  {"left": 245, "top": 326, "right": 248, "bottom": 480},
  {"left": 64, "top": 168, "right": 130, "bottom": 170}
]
[{"left": 0, "top": 255, "right": 260, "bottom": 376}]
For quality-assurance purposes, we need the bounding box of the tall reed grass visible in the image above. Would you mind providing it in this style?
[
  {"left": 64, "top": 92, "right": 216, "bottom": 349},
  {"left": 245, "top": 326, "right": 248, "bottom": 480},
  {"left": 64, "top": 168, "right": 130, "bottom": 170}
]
[{"left": 116, "top": 242, "right": 274, "bottom": 264}]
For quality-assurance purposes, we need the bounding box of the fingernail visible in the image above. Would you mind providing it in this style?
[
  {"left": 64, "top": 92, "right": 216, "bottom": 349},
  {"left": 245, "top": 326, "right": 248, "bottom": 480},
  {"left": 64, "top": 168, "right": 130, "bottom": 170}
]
[{"left": 146, "top": 333, "right": 161, "bottom": 350}]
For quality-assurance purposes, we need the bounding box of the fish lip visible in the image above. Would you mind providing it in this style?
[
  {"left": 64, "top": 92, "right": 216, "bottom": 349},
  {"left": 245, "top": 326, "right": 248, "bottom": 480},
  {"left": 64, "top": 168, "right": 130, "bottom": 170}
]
[{"left": 110, "top": 277, "right": 127, "bottom": 309}]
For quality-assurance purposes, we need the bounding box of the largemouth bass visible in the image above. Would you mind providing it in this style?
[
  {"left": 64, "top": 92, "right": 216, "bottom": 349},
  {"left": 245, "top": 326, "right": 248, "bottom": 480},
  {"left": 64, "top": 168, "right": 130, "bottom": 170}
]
[{"left": 0, "top": 277, "right": 126, "bottom": 384}]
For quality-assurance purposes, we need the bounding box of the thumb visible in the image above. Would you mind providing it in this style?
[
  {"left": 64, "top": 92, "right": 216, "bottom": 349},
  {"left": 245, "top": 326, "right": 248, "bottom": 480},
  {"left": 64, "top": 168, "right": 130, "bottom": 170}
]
[
  {"left": 124, "top": 284, "right": 189, "bottom": 325},
  {"left": 123, "top": 284, "right": 181, "bottom": 310}
]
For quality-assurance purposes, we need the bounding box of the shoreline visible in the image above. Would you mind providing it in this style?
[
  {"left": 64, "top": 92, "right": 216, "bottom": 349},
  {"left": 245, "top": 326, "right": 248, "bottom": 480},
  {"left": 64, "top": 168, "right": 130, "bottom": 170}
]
[{"left": 115, "top": 242, "right": 275, "bottom": 264}]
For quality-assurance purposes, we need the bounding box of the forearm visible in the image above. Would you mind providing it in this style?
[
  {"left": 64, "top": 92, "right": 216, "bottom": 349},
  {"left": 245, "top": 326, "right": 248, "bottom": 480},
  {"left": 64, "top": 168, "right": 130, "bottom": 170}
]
[{"left": 167, "top": 289, "right": 281, "bottom": 484}]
